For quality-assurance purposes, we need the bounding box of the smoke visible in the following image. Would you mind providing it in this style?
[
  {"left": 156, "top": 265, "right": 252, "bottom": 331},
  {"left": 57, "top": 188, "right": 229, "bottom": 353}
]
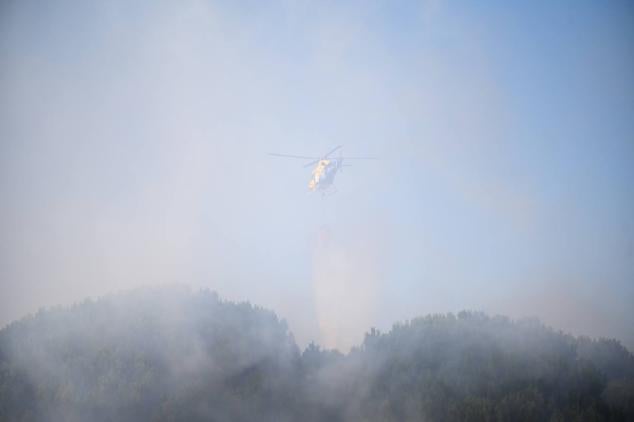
[
  {"left": 3, "top": 287, "right": 633, "bottom": 421},
  {"left": 1, "top": 0, "right": 633, "bottom": 351}
]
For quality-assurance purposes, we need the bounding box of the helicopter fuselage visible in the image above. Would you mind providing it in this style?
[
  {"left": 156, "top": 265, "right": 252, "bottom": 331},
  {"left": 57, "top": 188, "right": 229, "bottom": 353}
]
[{"left": 308, "top": 159, "right": 340, "bottom": 192}]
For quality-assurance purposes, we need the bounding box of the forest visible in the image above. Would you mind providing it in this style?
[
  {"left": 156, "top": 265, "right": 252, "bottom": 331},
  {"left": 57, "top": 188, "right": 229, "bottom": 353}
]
[{"left": 1, "top": 286, "right": 633, "bottom": 421}]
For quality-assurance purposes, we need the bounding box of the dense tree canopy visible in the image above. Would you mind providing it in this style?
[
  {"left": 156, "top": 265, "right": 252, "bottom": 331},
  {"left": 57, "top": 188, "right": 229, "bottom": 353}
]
[{"left": 1, "top": 287, "right": 632, "bottom": 421}]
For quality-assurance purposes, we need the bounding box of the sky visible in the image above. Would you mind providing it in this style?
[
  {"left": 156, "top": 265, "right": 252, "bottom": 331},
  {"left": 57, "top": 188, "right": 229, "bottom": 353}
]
[{"left": 1, "top": 0, "right": 633, "bottom": 351}]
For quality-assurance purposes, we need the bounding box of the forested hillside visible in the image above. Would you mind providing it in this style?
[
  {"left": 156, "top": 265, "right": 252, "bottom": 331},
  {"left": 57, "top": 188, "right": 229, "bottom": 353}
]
[{"left": 1, "top": 287, "right": 633, "bottom": 421}]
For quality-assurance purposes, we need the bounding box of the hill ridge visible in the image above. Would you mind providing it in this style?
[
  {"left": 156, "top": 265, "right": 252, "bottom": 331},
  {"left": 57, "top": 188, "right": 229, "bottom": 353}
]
[{"left": 1, "top": 286, "right": 633, "bottom": 421}]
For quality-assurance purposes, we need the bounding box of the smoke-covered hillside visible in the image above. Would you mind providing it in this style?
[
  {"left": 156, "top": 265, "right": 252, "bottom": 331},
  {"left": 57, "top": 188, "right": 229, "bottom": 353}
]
[{"left": 1, "top": 287, "right": 633, "bottom": 421}]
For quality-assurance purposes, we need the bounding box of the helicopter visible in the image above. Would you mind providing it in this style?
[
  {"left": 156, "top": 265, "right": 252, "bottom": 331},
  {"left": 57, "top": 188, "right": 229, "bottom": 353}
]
[{"left": 269, "top": 145, "right": 375, "bottom": 195}]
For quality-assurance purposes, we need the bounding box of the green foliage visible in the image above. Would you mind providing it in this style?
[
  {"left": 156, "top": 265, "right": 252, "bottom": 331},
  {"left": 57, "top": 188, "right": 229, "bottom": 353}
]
[{"left": 0, "top": 289, "right": 632, "bottom": 421}]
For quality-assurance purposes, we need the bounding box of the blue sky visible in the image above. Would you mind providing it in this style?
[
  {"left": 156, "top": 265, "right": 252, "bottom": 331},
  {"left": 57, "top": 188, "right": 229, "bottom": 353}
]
[{"left": 1, "top": 0, "right": 633, "bottom": 350}]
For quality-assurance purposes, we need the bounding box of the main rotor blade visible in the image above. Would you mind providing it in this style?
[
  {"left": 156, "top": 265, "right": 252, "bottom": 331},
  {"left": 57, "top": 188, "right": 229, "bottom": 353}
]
[
  {"left": 323, "top": 145, "right": 343, "bottom": 158},
  {"left": 337, "top": 156, "right": 378, "bottom": 160},
  {"left": 269, "top": 153, "right": 320, "bottom": 160},
  {"left": 303, "top": 159, "right": 320, "bottom": 168}
]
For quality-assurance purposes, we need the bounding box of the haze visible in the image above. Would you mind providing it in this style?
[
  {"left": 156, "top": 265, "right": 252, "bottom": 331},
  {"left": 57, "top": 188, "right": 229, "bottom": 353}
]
[{"left": 1, "top": 0, "right": 633, "bottom": 351}]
